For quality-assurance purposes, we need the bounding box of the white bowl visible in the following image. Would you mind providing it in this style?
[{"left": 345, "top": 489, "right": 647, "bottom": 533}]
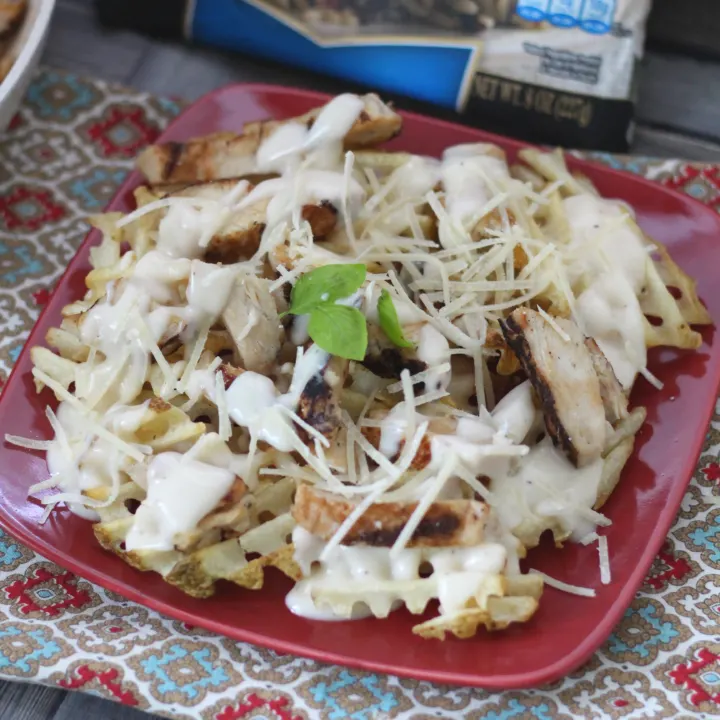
[{"left": 0, "top": 0, "right": 56, "bottom": 132}]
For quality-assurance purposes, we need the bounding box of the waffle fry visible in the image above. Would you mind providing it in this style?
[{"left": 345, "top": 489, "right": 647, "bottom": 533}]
[{"left": 412, "top": 575, "right": 544, "bottom": 639}]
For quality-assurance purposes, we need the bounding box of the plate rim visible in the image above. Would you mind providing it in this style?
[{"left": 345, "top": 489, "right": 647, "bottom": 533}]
[{"left": 0, "top": 82, "right": 718, "bottom": 690}]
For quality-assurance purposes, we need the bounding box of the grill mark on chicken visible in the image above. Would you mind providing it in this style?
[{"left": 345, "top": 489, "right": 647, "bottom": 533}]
[
  {"left": 349, "top": 513, "right": 460, "bottom": 547},
  {"left": 504, "top": 312, "right": 574, "bottom": 460},
  {"left": 362, "top": 348, "right": 427, "bottom": 381},
  {"left": 297, "top": 375, "right": 339, "bottom": 438},
  {"left": 163, "top": 141, "right": 183, "bottom": 182}
]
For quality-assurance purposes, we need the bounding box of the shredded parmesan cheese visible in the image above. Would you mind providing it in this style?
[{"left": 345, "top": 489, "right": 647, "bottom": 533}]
[
  {"left": 215, "top": 371, "right": 231, "bottom": 442},
  {"left": 390, "top": 454, "right": 457, "bottom": 555},
  {"left": 598, "top": 535, "right": 611, "bottom": 585},
  {"left": 177, "top": 321, "right": 211, "bottom": 393},
  {"left": 639, "top": 366, "right": 664, "bottom": 390},
  {"left": 529, "top": 570, "right": 597, "bottom": 597},
  {"left": 538, "top": 306, "right": 571, "bottom": 342},
  {"left": 4, "top": 435, "right": 53, "bottom": 451}
]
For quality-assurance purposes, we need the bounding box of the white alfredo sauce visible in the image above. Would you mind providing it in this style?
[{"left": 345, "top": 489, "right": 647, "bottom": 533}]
[
  {"left": 491, "top": 380, "right": 537, "bottom": 444},
  {"left": 378, "top": 403, "right": 410, "bottom": 459},
  {"left": 565, "top": 194, "right": 649, "bottom": 389},
  {"left": 490, "top": 436, "right": 604, "bottom": 541},
  {"left": 238, "top": 171, "right": 364, "bottom": 229},
  {"left": 225, "top": 372, "right": 297, "bottom": 452},
  {"left": 44, "top": 401, "right": 155, "bottom": 520},
  {"left": 416, "top": 324, "right": 452, "bottom": 392},
  {"left": 186, "top": 260, "right": 238, "bottom": 326},
  {"left": 256, "top": 93, "right": 365, "bottom": 174},
  {"left": 224, "top": 343, "right": 330, "bottom": 452},
  {"left": 131, "top": 251, "right": 190, "bottom": 304},
  {"left": 441, "top": 144, "right": 509, "bottom": 227},
  {"left": 125, "top": 452, "right": 235, "bottom": 552},
  {"left": 157, "top": 204, "right": 215, "bottom": 259},
  {"left": 379, "top": 380, "right": 535, "bottom": 474},
  {"left": 286, "top": 527, "right": 509, "bottom": 621}
]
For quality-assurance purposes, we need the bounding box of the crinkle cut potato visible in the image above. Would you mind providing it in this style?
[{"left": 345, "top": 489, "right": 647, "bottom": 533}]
[{"left": 10, "top": 92, "right": 711, "bottom": 641}]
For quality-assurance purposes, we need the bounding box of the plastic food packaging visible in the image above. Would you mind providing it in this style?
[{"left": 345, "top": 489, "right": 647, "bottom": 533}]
[{"left": 97, "top": 0, "right": 653, "bottom": 151}]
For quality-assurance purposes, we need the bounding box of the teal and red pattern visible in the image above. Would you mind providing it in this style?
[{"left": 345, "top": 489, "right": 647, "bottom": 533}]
[{"left": 0, "top": 67, "right": 719, "bottom": 720}]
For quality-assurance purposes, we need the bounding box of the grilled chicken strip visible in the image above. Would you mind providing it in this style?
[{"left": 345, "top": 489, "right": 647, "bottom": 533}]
[
  {"left": 222, "top": 277, "right": 282, "bottom": 375},
  {"left": 137, "top": 94, "right": 402, "bottom": 185},
  {"left": 295, "top": 353, "right": 348, "bottom": 442},
  {"left": 162, "top": 180, "right": 339, "bottom": 264},
  {"left": 293, "top": 484, "right": 490, "bottom": 548},
  {"left": 361, "top": 323, "right": 427, "bottom": 380},
  {"left": 361, "top": 411, "right": 455, "bottom": 469},
  {"left": 501, "top": 307, "right": 606, "bottom": 468}
]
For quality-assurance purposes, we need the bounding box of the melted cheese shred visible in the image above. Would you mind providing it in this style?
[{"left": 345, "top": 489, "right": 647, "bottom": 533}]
[{"left": 24, "top": 93, "right": 679, "bottom": 631}]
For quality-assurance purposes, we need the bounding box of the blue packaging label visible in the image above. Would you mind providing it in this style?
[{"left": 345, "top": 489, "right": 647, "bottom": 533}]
[
  {"left": 580, "top": 0, "right": 617, "bottom": 34},
  {"left": 547, "top": 0, "right": 583, "bottom": 28},
  {"left": 516, "top": 0, "right": 550, "bottom": 23},
  {"left": 516, "top": 0, "right": 616, "bottom": 33}
]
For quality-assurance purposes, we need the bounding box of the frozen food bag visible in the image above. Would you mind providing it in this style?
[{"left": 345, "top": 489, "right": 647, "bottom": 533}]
[{"left": 97, "top": 0, "right": 653, "bottom": 151}]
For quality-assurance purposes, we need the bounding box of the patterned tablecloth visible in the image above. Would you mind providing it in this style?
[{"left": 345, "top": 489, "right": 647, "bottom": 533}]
[{"left": 0, "top": 67, "right": 719, "bottom": 720}]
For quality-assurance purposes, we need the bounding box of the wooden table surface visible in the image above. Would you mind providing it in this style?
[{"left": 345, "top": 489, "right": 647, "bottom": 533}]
[{"left": 1, "top": 0, "right": 719, "bottom": 717}]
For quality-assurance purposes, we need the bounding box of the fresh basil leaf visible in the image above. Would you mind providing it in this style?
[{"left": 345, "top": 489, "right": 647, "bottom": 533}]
[
  {"left": 308, "top": 305, "right": 368, "bottom": 361},
  {"left": 377, "top": 290, "right": 414, "bottom": 348},
  {"left": 289, "top": 263, "right": 367, "bottom": 316}
]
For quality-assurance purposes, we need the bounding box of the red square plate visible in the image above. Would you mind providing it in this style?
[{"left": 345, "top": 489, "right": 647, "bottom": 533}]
[{"left": 1, "top": 84, "right": 718, "bottom": 690}]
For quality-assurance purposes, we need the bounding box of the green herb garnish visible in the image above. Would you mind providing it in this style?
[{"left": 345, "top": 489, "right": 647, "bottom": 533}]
[
  {"left": 377, "top": 289, "right": 414, "bottom": 348},
  {"left": 307, "top": 304, "right": 368, "bottom": 361},
  {"left": 288, "top": 263, "right": 366, "bottom": 316},
  {"left": 285, "top": 263, "right": 368, "bottom": 361}
]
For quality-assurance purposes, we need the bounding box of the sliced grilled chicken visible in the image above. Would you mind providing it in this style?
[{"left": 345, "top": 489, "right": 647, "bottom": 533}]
[
  {"left": 162, "top": 180, "right": 339, "bottom": 265},
  {"left": 152, "top": 174, "right": 277, "bottom": 195},
  {"left": 295, "top": 353, "right": 348, "bottom": 442},
  {"left": 222, "top": 277, "right": 282, "bottom": 375},
  {"left": 361, "top": 410, "right": 455, "bottom": 469},
  {"left": 137, "top": 94, "right": 402, "bottom": 185},
  {"left": 244, "top": 93, "right": 402, "bottom": 151},
  {"left": 293, "top": 484, "right": 489, "bottom": 548},
  {"left": 501, "top": 307, "right": 606, "bottom": 468},
  {"left": 584, "top": 338, "right": 628, "bottom": 424},
  {"left": 361, "top": 323, "right": 426, "bottom": 380}
]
